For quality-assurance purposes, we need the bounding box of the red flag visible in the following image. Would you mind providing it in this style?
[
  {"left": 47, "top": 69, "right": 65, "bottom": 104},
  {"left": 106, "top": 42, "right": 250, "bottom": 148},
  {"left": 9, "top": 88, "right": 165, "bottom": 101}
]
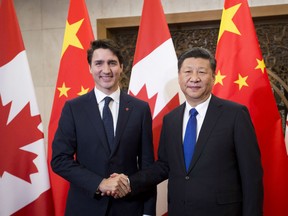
[
  {"left": 285, "top": 114, "right": 288, "bottom": 154},
  {"left": 213, "top": 0, "right": 288, "bottom": 215},
  {"left": 128, "top": 0, "right": 183, "bottom": 215},
  {"left": 0, "top": 0, "right": 54, "bottom": 215},
  {"left": 47, "top": 0, "right": 94, "bottom": 215}
]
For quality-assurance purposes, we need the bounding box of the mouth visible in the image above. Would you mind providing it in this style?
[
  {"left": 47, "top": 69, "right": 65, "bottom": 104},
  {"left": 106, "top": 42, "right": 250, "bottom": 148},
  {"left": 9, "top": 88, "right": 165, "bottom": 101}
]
[
  {"left": 187, "top": 85, "right": 201, "bottom": 90},
  {"left": 101, "top": 75, "right": 113, "bottom": 81}
]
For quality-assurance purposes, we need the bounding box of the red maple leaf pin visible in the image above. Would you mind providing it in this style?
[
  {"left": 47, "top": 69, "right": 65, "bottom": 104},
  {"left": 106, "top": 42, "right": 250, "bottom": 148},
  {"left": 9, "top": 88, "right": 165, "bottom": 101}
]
[{"left": 0, "top": 96, "right": 43, "bottom": 183}]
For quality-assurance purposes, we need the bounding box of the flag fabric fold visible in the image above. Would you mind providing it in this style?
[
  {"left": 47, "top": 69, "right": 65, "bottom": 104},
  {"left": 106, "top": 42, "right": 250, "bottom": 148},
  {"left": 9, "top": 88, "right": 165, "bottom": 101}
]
[
  {"left": 128, "top": 0, "right": 184, "bottom": 215},
  {"left": 47, "top": 0, "right": 94, "bottom": 215},
  {"left": 0, "top": 0, "right": 54, "bottom": 215},
  {"left": 213, "top": 0, "right": 288, "bottom": 215}
]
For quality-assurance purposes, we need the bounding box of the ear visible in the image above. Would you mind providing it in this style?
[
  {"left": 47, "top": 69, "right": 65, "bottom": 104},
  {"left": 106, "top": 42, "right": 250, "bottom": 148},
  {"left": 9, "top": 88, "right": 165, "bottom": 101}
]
[{"left": 89, "top": 65, "right": 92, "bottom": 74}]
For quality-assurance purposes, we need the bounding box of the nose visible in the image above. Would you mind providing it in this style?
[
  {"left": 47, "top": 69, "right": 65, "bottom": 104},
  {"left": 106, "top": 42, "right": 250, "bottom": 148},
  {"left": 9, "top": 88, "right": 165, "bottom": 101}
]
[
  {"left": 189, "top": 72, "right": 200, "bottom": 82},
  {"left": 102, "top": 63, "right": 112, "bottom": 73}
]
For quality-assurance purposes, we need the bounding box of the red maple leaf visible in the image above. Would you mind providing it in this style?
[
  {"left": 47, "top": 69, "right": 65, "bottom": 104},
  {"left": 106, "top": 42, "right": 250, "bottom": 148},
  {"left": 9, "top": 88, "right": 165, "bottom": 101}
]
[
  {"left": 130, "top": 85, "right": 180, "bottom": 159},
  {"left": 129, "top": 84, "right": 157, "bottom": 116},
  {"left": 0, "top": 96, "right": 43, "bottom": 183}
]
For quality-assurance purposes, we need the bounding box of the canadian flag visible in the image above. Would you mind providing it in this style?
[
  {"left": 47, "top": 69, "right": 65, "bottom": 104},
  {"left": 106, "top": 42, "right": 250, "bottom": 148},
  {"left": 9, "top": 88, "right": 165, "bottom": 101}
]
[
  {"left": 128, "top": 0, "right": 184, "bottom": 215},
  {"left": 0, "top": 0, "right": 54, "bottom": 215}
]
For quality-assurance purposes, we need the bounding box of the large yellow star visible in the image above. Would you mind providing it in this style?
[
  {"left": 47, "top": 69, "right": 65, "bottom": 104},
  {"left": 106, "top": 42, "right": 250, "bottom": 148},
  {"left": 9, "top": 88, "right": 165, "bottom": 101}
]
[
  {"left": 218, "top": 3, "right": 242, "bottom": 42},
  {"left": 255, "top": 58, "right": 266, "bottom": 73},
  {"left": 61, "top": 19, "right": 84, "bottom": 57},
  {"left": 57, "top": 82, "right": 71, "bottom": 98},
  {"left": 234, "top": 74, "right": 248, "bottom": 90},
  {"left": 214, "top": 70, "right": 226, "bottom": 86},
  {"left": 77, "top": 86, "right": 90, "bottom": 96}
]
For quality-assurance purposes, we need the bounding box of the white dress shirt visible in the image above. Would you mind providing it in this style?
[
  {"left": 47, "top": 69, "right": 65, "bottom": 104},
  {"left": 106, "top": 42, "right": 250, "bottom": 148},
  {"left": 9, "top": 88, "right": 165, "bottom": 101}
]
[
  {"left": 182, "top": 94, "right": 211, "bottom": 142},
  {"left": 94, "top": 87, "right": 120, "bottom": 135}
]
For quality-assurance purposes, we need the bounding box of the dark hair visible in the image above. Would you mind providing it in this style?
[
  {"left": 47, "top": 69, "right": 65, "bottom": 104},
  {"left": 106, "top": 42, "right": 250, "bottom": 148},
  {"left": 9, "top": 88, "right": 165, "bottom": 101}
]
[
  {"left": 87, "top": 39, "right": 124, "bottom": 66},
  {"left": 177, "top": 47, "right": 217, "bottom": 73}
]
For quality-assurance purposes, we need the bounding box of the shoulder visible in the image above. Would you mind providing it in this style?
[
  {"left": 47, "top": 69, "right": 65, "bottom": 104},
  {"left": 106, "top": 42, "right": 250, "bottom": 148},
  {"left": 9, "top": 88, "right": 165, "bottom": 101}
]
[
  {"left": 163, "top": 103, "right": 184, "bottom": 120},
  {"left": 121, "top": 91, "right": 149, "bottom": 107},
  {"left": 211, "top": 95, "right": 251, "bottom": 120},
  {"left": 211, "top": 94, "right": 247, "bottom": 110},
  {"left": 64, "top": 90, "right": 95, "bottom": 107}
]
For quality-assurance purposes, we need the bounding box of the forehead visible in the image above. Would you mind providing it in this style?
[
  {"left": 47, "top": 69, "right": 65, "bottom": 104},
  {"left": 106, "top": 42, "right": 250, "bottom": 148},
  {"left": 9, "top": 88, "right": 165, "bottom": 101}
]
[
  {"left": 92, "top": 48, "right": 119, "bottom": 61},
  {"left": 181, "top": 57, "right": 210, "bottom": 69}
]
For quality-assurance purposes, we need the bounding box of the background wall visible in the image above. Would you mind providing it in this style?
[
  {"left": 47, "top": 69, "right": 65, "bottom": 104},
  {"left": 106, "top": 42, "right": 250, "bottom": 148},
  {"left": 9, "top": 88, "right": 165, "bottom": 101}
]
[{"left": 13, "top": 0, "right": 288, "bottom": 148}]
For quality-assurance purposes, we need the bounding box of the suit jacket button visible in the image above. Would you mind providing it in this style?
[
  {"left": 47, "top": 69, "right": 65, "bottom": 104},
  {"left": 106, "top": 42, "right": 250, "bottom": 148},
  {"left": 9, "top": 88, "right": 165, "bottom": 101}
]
[{"left": 185, "top": 176, "right": 189, "bottom": 180}]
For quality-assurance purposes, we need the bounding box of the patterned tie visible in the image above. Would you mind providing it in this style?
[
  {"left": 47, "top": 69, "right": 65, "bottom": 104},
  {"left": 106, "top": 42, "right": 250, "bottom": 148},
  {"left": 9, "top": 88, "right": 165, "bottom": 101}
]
[
  {"left": 183, "top": 108, "right": 198, "bottom": 171},
  {"left": 103, "top": 97, "right": 114, "bottom": 151}
]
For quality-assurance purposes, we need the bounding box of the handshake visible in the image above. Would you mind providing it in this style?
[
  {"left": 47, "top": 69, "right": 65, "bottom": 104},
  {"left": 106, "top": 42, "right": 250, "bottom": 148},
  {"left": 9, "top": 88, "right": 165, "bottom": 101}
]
[{"left": 97, "top": 173, "right": 131, "bottom": 198}]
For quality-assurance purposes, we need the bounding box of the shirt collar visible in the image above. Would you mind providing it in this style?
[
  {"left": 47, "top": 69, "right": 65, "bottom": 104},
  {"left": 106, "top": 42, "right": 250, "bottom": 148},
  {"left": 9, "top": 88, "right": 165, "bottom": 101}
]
[
  {"left": 94, "top": 87, "right": 120, "bottom": 104},
  {"left": 185, "top": 94, "right": 211, "bottom": 117}
]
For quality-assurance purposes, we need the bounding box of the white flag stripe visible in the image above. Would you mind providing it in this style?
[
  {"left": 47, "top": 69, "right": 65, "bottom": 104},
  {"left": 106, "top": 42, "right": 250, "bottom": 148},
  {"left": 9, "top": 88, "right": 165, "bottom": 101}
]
[
  {"left": 129, "top": 39, "right": 184, "bottom": 117},
  {"left": 0, "top": 51, "right": 39, "bottom": 123}
]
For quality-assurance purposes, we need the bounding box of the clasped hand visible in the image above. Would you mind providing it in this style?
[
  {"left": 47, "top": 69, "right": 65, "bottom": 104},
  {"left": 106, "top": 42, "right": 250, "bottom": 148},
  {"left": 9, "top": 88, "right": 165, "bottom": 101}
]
[{"left": 98, "top": 173, "right": 131, "bottom": 198}]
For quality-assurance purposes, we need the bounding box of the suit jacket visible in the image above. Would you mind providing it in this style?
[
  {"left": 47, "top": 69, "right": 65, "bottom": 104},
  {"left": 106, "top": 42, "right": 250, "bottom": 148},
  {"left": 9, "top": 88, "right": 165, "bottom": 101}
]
[
  {"left": 51, "top": 90, "right": 156, "bottom": 216},
  {"left": 130, "top": 94, "right": 263, "bottom": 216}
]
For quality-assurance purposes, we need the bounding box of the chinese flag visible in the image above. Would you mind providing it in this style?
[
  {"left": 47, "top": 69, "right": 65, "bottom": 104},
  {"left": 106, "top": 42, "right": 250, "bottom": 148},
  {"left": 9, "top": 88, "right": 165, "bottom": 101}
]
[
  {"left": 47, "top": 0, "right": 94, "bottom": 215},
  {"left": 128, "top": 0, "right": 183, "bottom": 215},
  {"left": 0, "top": 0, "right": 54, "bottom": 215},
  {"left": 213, "top": 0, "right": 288, "bottom": 215},
  {"left": 285, "top": 114, "right": 288, "bottom": 154}
]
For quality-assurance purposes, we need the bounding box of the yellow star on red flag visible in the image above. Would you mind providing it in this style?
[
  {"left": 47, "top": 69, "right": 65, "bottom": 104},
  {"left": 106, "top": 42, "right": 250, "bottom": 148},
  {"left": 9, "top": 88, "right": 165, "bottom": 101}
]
[
  {"left": 234, "top": 73, "right": 248, "bottom": 90},
  {"left": 214, "top": 70, "right": 226, "bottom": 86},
  {"left": 57, "top": 82, "right": 71, "bottom": 97},
  {"left": 77, "top": 86, "right": 89, "bottom": 96},
  {"left": 61, "top": 19, "right": 84, "bottom": 57},
  {"left": 255, "top": 58, "right": 266, "bottom": 73},
  {"left": 218, "top": 3, "right": 242, "bottom": 42}
]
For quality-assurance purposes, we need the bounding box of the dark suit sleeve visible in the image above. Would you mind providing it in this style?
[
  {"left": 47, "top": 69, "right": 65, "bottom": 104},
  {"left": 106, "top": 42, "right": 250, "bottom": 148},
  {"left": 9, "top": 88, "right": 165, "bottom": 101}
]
[
  {"left": 234, "top": 106, "right": 263, "bottom": 216},
  {"left": 51, "top": 101, "right": 103, "bottom": 198},
  {"left": 138, "top": 103, "right": 157, "bottom": 215},
  {"left": 130, "top": 113, "right": 170, "bottom": 195}
]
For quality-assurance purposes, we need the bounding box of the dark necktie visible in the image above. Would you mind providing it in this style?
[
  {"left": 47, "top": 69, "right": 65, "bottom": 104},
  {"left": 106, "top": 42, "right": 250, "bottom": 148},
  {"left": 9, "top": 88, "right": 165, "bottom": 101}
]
[
  {"left": 103, "top": 97, "right": 114, "bottom": 150},
  {"left": 183, "top": 108, "right": 198, "bottom": 171}
]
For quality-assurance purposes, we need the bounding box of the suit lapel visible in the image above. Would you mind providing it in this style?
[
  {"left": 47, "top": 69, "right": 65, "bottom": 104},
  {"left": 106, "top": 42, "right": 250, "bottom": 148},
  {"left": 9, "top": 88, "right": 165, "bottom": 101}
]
[
  {"left": 174, "top": 104, "right": 188, "bottom": 172},
  {"left": 83, "top": 91, "right": 111, "bottom": 155},
  {"left": 188, "top": 95, "right": 223, "bottom": 172},
  {"left": 111, "top": 92, "right": 132, "bottom": 155}
]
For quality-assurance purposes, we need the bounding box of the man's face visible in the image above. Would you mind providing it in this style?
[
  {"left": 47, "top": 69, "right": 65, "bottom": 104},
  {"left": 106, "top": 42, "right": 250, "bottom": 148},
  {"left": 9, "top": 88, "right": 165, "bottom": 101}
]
[
  {"left": 89, "top": 48, "right": 123, "bottom": 95},
  {"left": 178, "top": 57, "right": 215, "bottom": 106}
]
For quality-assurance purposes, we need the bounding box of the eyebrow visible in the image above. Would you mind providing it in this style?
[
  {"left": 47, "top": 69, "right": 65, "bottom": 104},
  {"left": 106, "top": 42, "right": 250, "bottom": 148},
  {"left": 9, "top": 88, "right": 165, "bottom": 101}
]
[
  {"left": 107, "top": 59, "right": 118, "bottom": 64},
  {"left": 94, "top": 59, "right": 118, "bottom": 64},
  {"left": 182, "top": 66, "right": 207, "bottom": 70}
]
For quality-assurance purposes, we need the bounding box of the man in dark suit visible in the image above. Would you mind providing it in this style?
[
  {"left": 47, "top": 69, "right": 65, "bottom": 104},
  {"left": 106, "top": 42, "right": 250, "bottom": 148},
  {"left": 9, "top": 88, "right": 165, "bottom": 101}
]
[
  {"left": 51, "top": 39, "right": 156, "bottom": 216},
  {"left": 127, "top": 47, "right": 263, "bottom": 216}
]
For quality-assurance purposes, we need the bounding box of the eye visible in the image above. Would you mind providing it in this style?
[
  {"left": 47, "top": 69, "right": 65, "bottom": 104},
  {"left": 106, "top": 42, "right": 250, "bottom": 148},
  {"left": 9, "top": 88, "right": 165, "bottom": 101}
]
[
  {"left": 108, "top": 60, "right": 119, "bottom": 66},
  {"left": 198, "top": 70, "right": 207, "bottom": 74},
  {"left": 94, "top": 61, "right": 103, "bottom": 66}
]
